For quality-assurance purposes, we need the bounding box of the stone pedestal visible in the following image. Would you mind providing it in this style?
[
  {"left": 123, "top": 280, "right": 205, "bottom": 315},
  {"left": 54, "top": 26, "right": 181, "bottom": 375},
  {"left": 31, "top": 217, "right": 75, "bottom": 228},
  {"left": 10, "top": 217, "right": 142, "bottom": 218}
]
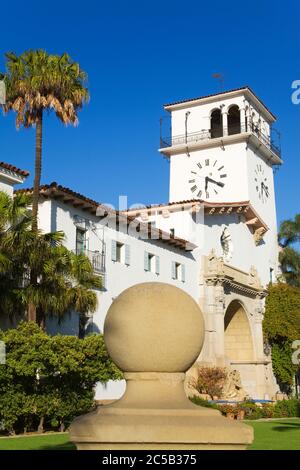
[{"left": 70, "top": 282, "right": 253, "bottom": 450}]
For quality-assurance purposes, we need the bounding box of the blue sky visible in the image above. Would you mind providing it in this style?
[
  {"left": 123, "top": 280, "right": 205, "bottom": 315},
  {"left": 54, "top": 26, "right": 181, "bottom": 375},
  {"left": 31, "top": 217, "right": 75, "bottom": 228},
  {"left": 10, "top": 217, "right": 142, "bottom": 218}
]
[{"left": 0, "top": 0, "right": 299, "bottom": 225}]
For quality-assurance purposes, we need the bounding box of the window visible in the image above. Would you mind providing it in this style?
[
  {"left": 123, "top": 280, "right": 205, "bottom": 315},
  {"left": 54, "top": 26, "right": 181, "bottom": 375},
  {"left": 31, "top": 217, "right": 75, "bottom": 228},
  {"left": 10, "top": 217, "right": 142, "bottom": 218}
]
[
  {"left": 76, "top": 228, "right": 86, "bottom": 255},
  {"left": 210, "top": 109, "right": 223, "bottom": 138},
  {"left": 227, "top": 105, "right": 241, "bottom": 135},
  {"left": 116, "top": 242, "right": 123, "bottom": 262},
  {"left": 148, "top": 220, "right": 156, "bottom": 234},
  {"left": 171, "top": 261, "right": 185, "bottom": 282},
  {"left": 111, "top": 240, "right": 130, "bottom": 265},
  {"left": 144, "top": 252, "right": 160, "bottom": 274}
]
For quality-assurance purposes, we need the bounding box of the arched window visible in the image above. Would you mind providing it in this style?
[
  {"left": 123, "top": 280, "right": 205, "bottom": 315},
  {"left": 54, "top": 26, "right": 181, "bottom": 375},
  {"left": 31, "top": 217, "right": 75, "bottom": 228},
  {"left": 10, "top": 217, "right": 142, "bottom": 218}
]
[
  {"left": 210, "top": 109, "right": 223, "bottom": 138},
  {"left": 227, "top": 105, "right": 241, "bottom": 135}
]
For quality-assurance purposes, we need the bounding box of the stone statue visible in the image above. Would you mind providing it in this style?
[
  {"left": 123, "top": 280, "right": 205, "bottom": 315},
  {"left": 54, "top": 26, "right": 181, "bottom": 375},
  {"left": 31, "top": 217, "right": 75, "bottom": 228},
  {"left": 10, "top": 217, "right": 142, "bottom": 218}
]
[{"left": 221, "top": 368, "right": 248, "bottom": 400}]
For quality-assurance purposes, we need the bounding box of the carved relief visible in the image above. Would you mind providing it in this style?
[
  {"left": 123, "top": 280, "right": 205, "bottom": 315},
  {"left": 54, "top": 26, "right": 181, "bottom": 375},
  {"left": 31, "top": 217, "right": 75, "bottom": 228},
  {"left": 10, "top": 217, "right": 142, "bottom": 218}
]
[
  {"left": 254, "top": 227, "right": 266, "bottom": 245},
  {"left": 204, "top": 251, "right": 266, "bottom": 298}
]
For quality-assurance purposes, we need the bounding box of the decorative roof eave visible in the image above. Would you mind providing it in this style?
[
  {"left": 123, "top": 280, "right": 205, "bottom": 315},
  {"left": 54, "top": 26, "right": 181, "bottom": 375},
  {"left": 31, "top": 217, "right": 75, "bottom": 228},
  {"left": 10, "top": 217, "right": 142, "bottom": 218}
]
[
  {"left": 163, "top": 86, "right": 276, "bottom": 122},
  {"left": 122, "top": 199, "right": 268, "bottom": 236},
  {"left": 0, "top": 162, "right": 29, "bottom": 184},
  {"left": 15, "top": 183, "right": 195, "bottom": 252},
  {"left": 0, "top": 161, "right": 29, "bottom": 177},
  {"left": 203, "top": 201, "right": 269, "bottom": 233}
]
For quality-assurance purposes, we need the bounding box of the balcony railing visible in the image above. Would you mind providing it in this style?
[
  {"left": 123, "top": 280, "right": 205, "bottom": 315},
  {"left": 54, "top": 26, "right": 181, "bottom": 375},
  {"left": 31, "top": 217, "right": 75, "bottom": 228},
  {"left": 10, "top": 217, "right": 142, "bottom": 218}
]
[
  {"left": 75, "top": 249, "right": 105, "bottom": 275},
  {"left": 160, "top": 123, "right": 281, "bottom": 158}
]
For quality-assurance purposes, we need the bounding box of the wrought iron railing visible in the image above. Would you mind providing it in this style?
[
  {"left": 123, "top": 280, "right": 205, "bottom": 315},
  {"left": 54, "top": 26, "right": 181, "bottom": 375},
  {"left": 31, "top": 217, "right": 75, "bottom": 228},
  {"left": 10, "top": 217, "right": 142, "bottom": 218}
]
[
  {"left": 160, "top": 123, "right": 281, "bottom": 158},
  {"left": 75, "top": 249, "right": 105, "bottom": 275}
]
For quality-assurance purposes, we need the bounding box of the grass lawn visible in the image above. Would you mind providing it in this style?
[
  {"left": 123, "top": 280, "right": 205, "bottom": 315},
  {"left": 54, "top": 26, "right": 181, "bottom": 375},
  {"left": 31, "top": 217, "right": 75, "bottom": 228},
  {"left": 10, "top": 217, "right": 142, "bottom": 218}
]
[
  {"left": 0, "top": 419, "right": 299, "bottom": 450},
  {"left": 246, "top": 419, "right": 300, "bottom": 450},
  {"left": 0, "top": 433, "right": 76, "bottom": 450}
]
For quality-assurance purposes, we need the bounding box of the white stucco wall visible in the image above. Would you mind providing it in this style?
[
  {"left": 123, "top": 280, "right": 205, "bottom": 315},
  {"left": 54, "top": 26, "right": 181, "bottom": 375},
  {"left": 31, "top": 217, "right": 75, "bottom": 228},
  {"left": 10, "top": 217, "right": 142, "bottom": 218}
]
[
  {"left": 169, "top": 142, "right": 249, "bottom": 203},
  {"left": 0, "top": 177, "right": 14, "bottom": 196},
  {"left": 39, "top": 198, "right": 200, "bottom": 399}
]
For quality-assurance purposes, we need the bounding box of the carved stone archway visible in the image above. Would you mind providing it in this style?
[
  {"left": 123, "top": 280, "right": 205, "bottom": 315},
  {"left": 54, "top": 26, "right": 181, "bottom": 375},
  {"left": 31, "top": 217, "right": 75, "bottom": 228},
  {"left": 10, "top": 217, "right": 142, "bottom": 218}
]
[{"left": 224, "top": 300, "right": 254, "bottom": 363}]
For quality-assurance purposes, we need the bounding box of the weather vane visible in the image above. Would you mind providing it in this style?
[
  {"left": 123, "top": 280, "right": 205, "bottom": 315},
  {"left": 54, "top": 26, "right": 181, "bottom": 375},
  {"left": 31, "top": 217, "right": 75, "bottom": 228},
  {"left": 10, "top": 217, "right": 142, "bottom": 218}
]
[{"left": 212, "top": 73, "right": 224, "bottom": 91}]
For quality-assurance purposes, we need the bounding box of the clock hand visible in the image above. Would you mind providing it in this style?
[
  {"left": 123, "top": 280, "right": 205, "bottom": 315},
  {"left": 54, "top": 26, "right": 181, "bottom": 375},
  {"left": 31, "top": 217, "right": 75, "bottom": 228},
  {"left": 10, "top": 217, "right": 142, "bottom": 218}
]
[
  {"left": 206, "top": 177, "right": 225, "bottom": 188},
  {"left": 205, "top": 177, "right": 208, "bottom": 191},
  {"left": 261, "top": 182, "right": 269, "bottom": 197},
  {"left": 263, "top": 183, "right": 269, "bottom": 197}
]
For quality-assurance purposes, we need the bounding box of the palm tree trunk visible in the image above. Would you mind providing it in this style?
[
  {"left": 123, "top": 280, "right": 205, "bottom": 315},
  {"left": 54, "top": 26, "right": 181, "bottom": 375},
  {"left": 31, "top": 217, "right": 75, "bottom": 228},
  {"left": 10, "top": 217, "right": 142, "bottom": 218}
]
[
  {"left": 32, "top": 111, "right": 43, "bottom": 232},
  {"left": 28, "top": 111, "right": 43, "bottom": 323}
]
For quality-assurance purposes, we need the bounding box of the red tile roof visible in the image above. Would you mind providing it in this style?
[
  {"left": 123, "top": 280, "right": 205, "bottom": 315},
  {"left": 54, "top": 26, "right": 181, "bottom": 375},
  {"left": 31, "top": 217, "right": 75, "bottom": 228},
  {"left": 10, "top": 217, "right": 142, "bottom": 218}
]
[
  {"left": 163, "top": 86, "right": 276, "bottom": 120},
  {"left": 15, "top": 183, "right": 196, "bottom": 251},
  {"left": 122, "top": 198, "right": 251, "bottom": 213},
  {"left": 0, "top": 161, "right": 29, "bottom": 177}
]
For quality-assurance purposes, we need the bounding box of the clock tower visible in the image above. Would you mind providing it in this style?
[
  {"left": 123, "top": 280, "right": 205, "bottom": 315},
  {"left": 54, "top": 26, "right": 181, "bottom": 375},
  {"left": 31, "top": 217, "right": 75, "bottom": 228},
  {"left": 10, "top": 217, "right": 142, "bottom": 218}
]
[
  {"left": 159, "top": 88, "right": 282, "bottom": 399},
  {"left": 159, "top": 87, "right": 281, "bottom": 229}
]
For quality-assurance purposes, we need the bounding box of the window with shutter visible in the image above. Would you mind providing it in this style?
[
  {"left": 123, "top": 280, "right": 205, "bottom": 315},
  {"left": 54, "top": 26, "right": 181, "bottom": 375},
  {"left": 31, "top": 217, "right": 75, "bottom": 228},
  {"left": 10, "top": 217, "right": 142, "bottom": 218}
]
[
  {"left": 144, "top": 251, "right": 149, "bottom": 271},
  {"left": 111, "top": 240, "right": 117, "bottom": 261},
  {"left": 155, "top": 255, "right": 160, "bottom": 275},
  {"left": 181, "top": 264, "right": 185, "bottom": 283},
  {"left": 171, "top": 261, "right": 176, "bottom": 279},
  {"left": 125, "top": 244, "right": 130, "bottom": 266}
]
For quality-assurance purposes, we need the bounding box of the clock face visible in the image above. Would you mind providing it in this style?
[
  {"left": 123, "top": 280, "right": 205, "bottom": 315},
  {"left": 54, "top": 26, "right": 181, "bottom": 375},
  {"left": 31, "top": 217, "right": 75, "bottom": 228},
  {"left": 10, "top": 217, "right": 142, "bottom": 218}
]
[
  {"left": 254, "top": 163, "right": 269, "bottom": 203},
  {"left": 188, "top": 158, "right": 227, "bottom": 199}
]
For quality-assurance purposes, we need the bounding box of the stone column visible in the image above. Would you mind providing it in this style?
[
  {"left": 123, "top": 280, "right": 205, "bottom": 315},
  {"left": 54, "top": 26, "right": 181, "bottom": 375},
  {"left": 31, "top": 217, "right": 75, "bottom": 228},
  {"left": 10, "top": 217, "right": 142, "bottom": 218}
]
[
  {"left": 204, "top": 280, "right": 218, "bottom": 363},
  {"left": 240, "top": 107, "right": 246, "bottom": 132},
  {"left": 253, "top": 297, "right": 267, "bottom": 399},
  {"left": 222, "top": 111, "right": 228, "bottom": 136},
  {"left": 214, "top": 283, "right": 225, "bottom": 365}
]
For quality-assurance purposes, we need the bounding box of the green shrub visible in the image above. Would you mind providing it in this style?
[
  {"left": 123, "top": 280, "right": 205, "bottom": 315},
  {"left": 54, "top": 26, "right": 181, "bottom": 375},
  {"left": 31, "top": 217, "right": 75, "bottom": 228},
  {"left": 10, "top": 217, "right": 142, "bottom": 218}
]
[
  {"left": 238, "top": 402, "right": 264, "bottom": 420},
  {"left": 0, "top": 322, "right": 122, "bottom": 435},
  {"left": 190, "top": 366, "right": 227, "bottom": 400},
  {"left": 263, "top": 283, "right": 300, "bottom": 391},
  {"left": 260, "top": 403, "right": 275, "bottom": 418},
  {"left": 274, "top": 399, "right": 300, "bottom": 418},
  {"left": 189, "top": 396, "right": 219, "bottom": 409}
]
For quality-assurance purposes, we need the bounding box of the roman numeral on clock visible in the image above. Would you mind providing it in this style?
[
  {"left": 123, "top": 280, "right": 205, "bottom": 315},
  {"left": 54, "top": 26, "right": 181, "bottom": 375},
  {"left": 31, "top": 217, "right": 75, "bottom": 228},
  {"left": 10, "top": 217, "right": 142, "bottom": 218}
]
[{"left": 191, "top": 185, "right": 197, "bottom": 192}]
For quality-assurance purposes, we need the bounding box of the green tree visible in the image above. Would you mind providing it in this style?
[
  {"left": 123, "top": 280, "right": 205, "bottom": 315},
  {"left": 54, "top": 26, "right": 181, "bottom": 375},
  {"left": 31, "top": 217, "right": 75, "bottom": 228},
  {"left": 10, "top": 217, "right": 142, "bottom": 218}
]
[
  {"left": 0, "top": 190, "right": 33, "bottom": 319},
  {"left": 263, "top": 283, "right": 300, "bottom": 392},
  {"left": 0, "top": 190, "right": 101, "bottom": 326},
  {"left": 278, "top": 214, "right": 300, "bottom": 287},
  {"left": 2, "top": 50, "right": 89, "bottom": 320},
  {"left": 0, "top": 322, "right": 122, "bottom": 434}
]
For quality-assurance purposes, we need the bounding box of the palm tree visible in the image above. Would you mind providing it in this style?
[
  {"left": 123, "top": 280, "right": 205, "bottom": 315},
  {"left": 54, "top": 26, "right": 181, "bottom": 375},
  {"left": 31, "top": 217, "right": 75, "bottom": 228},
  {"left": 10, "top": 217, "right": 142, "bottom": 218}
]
[
  {"left": 0, "top": 190, "right": 32, "bottom": 319},
  {"left": 278, "top": 214, "right": 300, "bottom": 287},
  {"left": 2, "top": 50, "right": 89, "bottom": 231},
  {"left": 0, "top": 190, "right": 101, "bottom": 328}
]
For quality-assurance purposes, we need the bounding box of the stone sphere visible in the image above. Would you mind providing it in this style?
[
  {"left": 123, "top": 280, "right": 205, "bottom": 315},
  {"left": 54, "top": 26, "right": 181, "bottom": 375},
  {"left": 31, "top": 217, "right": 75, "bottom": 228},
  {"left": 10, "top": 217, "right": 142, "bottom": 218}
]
[{"left": 104, "top": 282, "right": 205, "bottom": 373}]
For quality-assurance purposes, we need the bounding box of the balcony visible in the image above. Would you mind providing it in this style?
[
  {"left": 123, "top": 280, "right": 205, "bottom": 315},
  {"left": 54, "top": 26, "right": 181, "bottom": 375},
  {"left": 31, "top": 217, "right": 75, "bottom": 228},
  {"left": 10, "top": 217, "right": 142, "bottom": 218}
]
[
  {"left": 159, "top": 123, "right": 281, "bottom": 161},
  {"left": 75, "top": 249, "right": 105, "bottom": 275}
]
